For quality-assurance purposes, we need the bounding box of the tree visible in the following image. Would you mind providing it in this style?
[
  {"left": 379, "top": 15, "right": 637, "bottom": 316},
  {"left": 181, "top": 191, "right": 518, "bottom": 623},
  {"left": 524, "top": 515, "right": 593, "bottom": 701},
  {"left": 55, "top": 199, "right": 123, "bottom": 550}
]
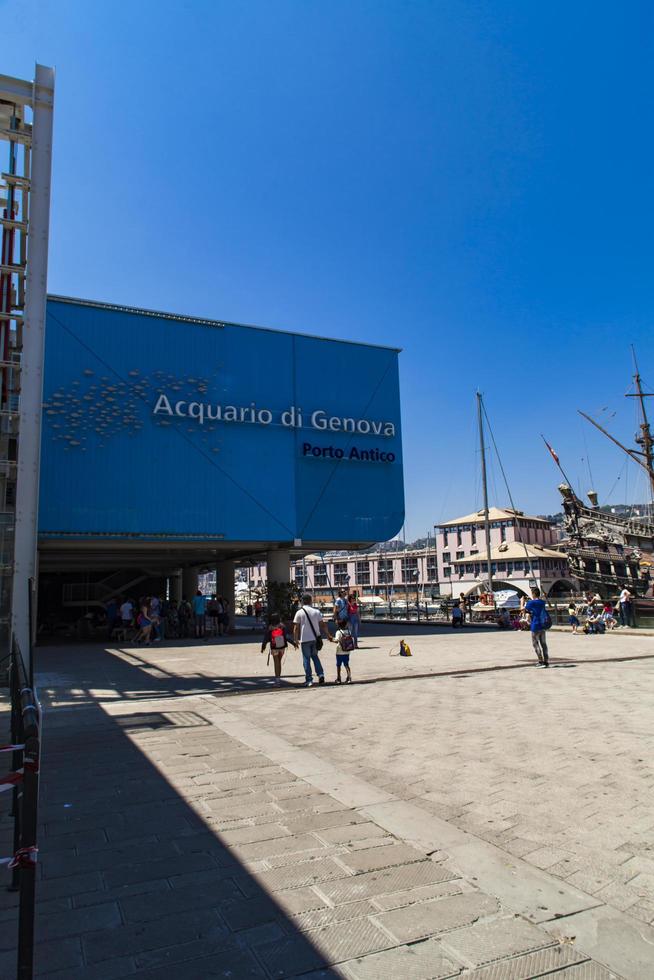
[{"left": 264, "top": 580, "right": 302, "bottom": 624}]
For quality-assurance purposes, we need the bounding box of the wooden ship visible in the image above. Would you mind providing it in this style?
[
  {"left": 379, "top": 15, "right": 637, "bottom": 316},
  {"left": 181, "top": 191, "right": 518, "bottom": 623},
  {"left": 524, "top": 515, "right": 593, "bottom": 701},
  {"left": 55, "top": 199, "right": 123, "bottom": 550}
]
[{"left": 555, "top": 364, "right": 654, "bottom": 600}]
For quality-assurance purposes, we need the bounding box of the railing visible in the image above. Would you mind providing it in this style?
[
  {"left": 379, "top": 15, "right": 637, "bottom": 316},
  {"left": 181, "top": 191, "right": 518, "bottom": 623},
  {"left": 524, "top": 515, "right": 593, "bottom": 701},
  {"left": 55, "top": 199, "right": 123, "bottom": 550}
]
[
  {"left": 359, "top": 600, "right": 451, "bottom": 623},
  {"left": 4, "top": 640, "right": 40, "bottom": 979}
]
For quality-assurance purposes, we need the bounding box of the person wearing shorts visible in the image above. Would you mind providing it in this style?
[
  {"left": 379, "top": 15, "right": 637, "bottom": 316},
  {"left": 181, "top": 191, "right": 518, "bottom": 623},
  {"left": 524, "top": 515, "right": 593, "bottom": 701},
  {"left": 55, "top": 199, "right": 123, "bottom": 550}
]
[
  {"left": 334, "top": 621, "right": 353, "bottom": 684},
  {"left": 135, "top": 600, "right": 153, "bottom": 646}
]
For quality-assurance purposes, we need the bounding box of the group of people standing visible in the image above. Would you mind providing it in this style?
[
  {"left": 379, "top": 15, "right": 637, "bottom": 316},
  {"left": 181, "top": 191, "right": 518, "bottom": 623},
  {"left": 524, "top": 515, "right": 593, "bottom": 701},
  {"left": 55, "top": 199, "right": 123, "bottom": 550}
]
[
  {"left": 260, "top": 588, "right": 361, "bottom": 687},
  {"left": 105, "top": 592, "right": 230, "bottom": 645}
]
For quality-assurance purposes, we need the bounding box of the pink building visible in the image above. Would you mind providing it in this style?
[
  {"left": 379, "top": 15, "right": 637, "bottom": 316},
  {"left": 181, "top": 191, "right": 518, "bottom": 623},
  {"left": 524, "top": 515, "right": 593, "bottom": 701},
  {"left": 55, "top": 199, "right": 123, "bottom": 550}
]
[{"left": 435, "top": 507, "right": 571, "bottom": 597}]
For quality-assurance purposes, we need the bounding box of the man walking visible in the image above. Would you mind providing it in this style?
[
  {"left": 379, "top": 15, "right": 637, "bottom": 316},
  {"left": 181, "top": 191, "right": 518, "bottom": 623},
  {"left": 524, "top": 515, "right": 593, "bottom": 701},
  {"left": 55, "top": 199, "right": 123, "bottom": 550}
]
[
  {"left": 525, "top": 586, "right": 549, "bottom": 667},
  {"left": 293, "top": 593, "right": 333, "bottom": 687}
]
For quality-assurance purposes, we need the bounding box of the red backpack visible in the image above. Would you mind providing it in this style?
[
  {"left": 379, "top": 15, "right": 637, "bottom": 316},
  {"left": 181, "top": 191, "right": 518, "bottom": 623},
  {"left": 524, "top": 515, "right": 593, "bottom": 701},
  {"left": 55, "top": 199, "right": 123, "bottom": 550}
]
[
  {"left": 339, "top": 629, "right": 355, "bottom": 653},
  {"left": 271, "top": 626, "right": 286, "bottom": 650}
]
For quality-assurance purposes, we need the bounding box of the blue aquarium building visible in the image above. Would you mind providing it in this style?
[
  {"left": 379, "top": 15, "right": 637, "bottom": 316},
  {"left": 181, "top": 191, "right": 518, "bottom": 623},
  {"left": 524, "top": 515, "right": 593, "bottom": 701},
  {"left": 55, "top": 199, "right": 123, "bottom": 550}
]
[{"left": 38, "top": 296, "right": 404, "bottom": 613}]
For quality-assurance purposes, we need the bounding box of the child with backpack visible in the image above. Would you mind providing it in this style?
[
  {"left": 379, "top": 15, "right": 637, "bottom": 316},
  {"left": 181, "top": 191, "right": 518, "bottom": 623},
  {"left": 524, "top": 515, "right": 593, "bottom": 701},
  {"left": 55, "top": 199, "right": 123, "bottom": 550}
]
[
  {"left": 261, "top": 613, "right": 298, "bottom": 686},
  {"left": 334, "top": 619, "right": 355, "bottom": 684}
]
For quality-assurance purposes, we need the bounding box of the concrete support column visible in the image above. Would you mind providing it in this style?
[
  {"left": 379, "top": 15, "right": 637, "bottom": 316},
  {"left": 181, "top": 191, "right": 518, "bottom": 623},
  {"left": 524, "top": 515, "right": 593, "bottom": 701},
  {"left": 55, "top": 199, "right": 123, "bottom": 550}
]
[
  {"left": 170, "top": 570, "right": 183, "bottom": 603},
  {"left": 215, "top": 560, "right": 234, "bottom": 631},
  {"left": 266, "top": 550, "right": 292, "bottom": 619},
  {"left": 11, "top": 65, "right": 55, "bottom": 676},
  {"left": 182, "top": 567, "right": 198, "bottom": 601},
  {"left": 266, "top": 550, "right": 291, "bottom": 586}
]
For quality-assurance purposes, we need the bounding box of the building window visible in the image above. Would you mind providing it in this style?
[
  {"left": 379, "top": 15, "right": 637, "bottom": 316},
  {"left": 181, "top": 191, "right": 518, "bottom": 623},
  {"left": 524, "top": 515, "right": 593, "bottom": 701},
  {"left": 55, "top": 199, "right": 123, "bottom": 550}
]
[
  {"left": 294, "top": 567, "right": 305, "bottom": 589},
  {"left": 401, "top": 557, "right": 418, "bottom": 583},
  {"left": 456, "top": 529, "right": 462, "bottom": 547},
  {"left": 426, "top": 557, "right": 438, "bottom": 581},
  {"left": 471, "top": 526, "right": 477, "bottom": 545},
  {"left": 456, "top": 550, "right": 464, "bottom": 560},
  {"left": 500, "top": 524, "right": 507, "bottom": 542},
  {"left": 443, "top": 567, "right": 451, "bottom": 577},
  {"left": 333, "top": 562, "right": 349, "bottom": 587},
  {"left": 355, "top": 560, "right": 370, "bottom": 586},
  {"left": 314, "top": 566, "right": 328, "bottom": 587},
  {"left": 378, "top": 559, "right": 394, "bottom": 584},
  {"left": 465, "top": 563, "right": 474, "bottom": 574},
  {"left": 442, "top": 552, "right": 451, "bottom": 564},
  {"left": 442, "top": 530, "right": 448, "bottom": 547},
  {"left": 497, "top": 562, "right": 506, "bottom": 572}
]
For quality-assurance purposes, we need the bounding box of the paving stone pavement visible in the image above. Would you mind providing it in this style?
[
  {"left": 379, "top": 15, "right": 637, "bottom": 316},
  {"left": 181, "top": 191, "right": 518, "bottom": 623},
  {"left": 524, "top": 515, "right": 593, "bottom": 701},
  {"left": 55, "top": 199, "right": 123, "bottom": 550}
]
[{"left": 0, "top": 627, "right": 652, "bottom": 978}]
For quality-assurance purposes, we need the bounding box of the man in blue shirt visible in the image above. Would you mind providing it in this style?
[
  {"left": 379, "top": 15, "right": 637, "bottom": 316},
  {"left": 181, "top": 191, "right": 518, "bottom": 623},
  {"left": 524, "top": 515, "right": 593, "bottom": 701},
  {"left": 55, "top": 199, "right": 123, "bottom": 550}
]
[
  {"left": 193, "top": 590, "right": 207, "bottom": 639},
  {"left": 525, "top": 587, "right": 549, "bottom": 667}
]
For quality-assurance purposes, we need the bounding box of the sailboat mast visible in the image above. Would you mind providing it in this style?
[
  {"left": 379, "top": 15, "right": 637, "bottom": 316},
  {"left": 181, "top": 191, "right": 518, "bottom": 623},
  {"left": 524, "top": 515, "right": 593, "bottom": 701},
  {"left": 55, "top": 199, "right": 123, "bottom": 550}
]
[
  {"left": 629, "top": 366, "right": 654, "bottom": 500},
  {"left": 477, "top": 392, "right": 494, "bottom": 599}
]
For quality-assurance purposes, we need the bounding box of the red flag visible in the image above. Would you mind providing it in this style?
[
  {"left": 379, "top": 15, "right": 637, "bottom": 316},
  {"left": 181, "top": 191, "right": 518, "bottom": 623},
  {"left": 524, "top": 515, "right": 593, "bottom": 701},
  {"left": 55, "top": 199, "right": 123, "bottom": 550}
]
[{"left": 543, "top": 438, "right": 560, "bottom": 465}]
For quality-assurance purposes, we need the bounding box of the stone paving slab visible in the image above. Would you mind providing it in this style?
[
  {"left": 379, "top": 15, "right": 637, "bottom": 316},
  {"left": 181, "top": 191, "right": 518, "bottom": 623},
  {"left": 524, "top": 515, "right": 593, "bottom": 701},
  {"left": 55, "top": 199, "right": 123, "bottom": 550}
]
[
  {"left": 340, "top": 937, "right": 463, "bottom": 979},
  {"left": 337, "top": 842, "right": 427, "bottom": 873},
  {"left": 2, "top": 631, "right": 647, "bottom": 978},
  {"left": 459, "top": 944, "right": 588, "bottom": 979},
  {"left": 374, "top": 892, "right": 500, "bottom": 943},
  {"left": 438, "top": 915, "right": 557, "bottom": 967}
]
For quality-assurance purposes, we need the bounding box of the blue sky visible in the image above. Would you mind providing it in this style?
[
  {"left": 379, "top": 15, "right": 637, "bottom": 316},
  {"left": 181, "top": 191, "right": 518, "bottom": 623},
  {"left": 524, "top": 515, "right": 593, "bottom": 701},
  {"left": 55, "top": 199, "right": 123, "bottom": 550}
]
[{"left": 5, "top": 0, "right": 654, "bottom": 538}]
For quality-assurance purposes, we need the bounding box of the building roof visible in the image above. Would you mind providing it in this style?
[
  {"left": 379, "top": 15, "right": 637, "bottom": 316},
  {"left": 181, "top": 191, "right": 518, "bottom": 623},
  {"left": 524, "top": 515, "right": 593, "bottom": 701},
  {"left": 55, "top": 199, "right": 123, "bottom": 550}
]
[
  {"left": 451, "top": 542, "right": 566, "bottom": 564},
  {"left": 437, "top": 507, "right": 551, "bottom": 528},
  {"left": 48, "top": 294, "right": 402, "bottom": 353}
]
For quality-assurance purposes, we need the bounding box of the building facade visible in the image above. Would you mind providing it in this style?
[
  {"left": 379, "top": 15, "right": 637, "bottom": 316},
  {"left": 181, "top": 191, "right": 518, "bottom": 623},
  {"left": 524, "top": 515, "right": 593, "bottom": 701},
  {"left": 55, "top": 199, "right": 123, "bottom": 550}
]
[
  {"left": 233, "top": 507, "right": 572, "bottom": 606},
  {"left": 36, "top": 296, "right": 405, "bottom": 625},
  {"left": 241, "top": 549, "right": 438, "bottom": 604},
  {"left": 435, "top": 507, "right": 572, "bottom": 597}
]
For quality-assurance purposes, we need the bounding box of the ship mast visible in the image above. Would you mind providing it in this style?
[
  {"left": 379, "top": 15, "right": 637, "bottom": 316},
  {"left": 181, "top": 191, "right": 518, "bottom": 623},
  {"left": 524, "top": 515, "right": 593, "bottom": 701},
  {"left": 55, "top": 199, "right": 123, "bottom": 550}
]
[
  {"left": 578, "top": 354, "right": 654, "bottom": 501},
  {"left": 625, "top": 350, "right": 654, "bottom": 501},
  {"left": 477, "top": 392, "right": 494, "bottom": 602}
]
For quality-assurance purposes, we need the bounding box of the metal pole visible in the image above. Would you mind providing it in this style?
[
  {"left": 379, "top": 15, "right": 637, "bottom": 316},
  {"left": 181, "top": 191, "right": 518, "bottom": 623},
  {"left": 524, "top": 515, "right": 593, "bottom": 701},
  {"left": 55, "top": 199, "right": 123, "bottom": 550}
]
[
  {"left": 11, "top": 65, "right": 55, "bottom": 677},
  {"left": 477, "top": 392, "right": 494, "bottom": 605}
]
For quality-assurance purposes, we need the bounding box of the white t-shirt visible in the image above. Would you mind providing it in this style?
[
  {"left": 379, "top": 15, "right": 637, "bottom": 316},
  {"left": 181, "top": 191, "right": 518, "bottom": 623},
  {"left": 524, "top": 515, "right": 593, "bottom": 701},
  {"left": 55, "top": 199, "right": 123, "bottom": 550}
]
[
  {"left": 293, "top": 605, "right": 323, "bottom": 643},
  {"left": 619, "top": 589, "right": 631, "bottom": 603},
  {"left": 120, "top": 601, "right": 133, "bottom": 621}
]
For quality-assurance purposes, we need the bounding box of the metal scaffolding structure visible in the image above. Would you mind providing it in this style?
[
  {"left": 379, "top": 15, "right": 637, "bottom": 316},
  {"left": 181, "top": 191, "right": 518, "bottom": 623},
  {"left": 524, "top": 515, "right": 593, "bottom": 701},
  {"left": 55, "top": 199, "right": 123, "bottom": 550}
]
[{"left": 0, "top": 65, "right": 54, "bottom": 671}]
